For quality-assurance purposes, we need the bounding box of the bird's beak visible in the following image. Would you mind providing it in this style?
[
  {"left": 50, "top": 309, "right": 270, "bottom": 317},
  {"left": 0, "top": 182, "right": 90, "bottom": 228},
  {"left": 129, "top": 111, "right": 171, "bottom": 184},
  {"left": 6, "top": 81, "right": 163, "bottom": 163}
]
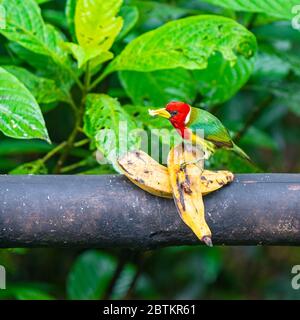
[{"left": 148, "top": 108, "right": 171, "bottom": 119}]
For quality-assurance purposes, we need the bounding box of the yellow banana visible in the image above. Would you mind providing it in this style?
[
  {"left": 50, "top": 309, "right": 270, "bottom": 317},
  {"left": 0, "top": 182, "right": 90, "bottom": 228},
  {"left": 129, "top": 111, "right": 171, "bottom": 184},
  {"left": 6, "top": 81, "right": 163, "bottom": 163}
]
[
  {"left": 118, "top": 150, "right": 234, "bottom": 198},
  {"left": 118, "top": 150, "right": 172, "bottom": 198},
  {"left": 167, "top": 144, "right": 212, "bottom": 246}
]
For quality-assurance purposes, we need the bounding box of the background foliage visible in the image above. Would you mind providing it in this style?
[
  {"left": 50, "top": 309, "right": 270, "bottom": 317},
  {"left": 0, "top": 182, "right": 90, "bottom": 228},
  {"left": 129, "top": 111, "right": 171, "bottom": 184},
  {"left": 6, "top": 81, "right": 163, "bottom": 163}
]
[{"left": 0, "top": 0, "right": 300, "bottom": 299}]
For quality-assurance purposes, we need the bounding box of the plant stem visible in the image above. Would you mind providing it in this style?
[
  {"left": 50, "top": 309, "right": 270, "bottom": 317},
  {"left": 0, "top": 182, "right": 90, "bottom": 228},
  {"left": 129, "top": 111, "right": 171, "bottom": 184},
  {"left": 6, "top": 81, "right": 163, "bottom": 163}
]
[
  {"left": 102, "top": 253, "right": 128, "bottom": 300},
  {"left": 124, "top": 252, "right": 145, "bottom": 299},
  {"left": 89, "top": 69, "right": 109, "bottom": 91},
  {"left": 60, "top": 158, "right": 90, "bottom": 173},
  {"left": 67, "top": 95, "right": 78, "bottom": 114},
  {"left": 41, "top": 142, "right": 67, "bottom": 163},
  {"left": 84, "top": 62, "right": 91, "bottom": 95},
  {"left": 77, "top": 127, "right": 85, "bottom": 134},
  {"left": 74, "top": 139, "right": 90, "bottom": 148},
  {"left": 68, "top": 67, "right": 84, "bottom": 91},
  {"left": 54, "top": 63, "right": 91, "bottom": 173},
  {"left": 28, "top": 142, "right": 68, "bottom": 174},
  {"left": 54, "top": 120, "right": 81, "bottom": 173}
]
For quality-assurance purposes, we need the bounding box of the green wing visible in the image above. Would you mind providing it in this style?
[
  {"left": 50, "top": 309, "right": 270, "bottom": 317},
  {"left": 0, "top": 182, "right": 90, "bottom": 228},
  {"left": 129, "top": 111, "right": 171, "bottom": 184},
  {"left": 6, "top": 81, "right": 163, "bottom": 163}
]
[{"left": 188, "top": 108, "right": 233, "bottom": 148}]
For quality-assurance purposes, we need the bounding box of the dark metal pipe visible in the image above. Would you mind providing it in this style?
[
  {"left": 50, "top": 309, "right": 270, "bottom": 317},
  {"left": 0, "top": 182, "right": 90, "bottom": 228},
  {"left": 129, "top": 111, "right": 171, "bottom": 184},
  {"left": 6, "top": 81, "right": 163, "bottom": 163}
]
[{"left": 0, "top": 174, "right": 299, "bottom": 249}]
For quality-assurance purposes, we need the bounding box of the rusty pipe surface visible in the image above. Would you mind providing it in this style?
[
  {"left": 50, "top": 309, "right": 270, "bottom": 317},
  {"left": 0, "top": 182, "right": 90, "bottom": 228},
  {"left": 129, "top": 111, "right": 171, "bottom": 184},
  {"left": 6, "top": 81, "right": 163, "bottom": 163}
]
[{"left": 0, "top": 174, "right": 300, "bottom": 249}]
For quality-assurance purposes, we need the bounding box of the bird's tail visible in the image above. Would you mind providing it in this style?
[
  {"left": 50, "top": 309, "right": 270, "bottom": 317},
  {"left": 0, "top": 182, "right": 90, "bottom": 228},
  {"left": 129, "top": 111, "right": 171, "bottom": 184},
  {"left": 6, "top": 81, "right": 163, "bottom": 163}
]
[{"left": 232, "top": 143, "right": 251, "bottom": 162}]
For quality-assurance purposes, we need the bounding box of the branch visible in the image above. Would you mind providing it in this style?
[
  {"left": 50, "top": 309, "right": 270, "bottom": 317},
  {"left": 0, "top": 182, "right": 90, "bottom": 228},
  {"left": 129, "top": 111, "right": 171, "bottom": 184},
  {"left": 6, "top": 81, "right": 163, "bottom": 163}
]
[{"left": 0, "top": 174, "right": 300, "bottom": 248}]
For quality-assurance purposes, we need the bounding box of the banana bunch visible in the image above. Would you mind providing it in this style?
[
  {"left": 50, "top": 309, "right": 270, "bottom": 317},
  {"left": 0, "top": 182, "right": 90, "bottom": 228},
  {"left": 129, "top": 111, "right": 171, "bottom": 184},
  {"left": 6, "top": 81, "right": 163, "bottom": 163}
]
[{"left": 117, "top": 146, "right": 234, "bottom": 246}]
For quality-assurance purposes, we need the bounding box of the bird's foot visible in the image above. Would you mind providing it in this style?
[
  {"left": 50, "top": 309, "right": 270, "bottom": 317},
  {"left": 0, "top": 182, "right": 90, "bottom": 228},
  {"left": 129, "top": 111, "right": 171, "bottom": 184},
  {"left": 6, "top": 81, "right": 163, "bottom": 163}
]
[{"left": 180, "top": 154, "right": 207, "bottom": 171}]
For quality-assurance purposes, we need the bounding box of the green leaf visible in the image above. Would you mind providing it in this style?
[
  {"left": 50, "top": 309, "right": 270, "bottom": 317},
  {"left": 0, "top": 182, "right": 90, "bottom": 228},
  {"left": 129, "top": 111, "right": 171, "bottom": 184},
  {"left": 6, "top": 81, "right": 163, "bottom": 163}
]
[
  {"left": 228, "top": 121, "right": 279, "bottom": 150},
  {"left": 65, "top": 0, "right": 77, "bottom": 42},
  {"left": 134, "top": 274, "right": 159, "bottom": 299},
  {"left": 8, "top": 43, "right": 76, "bottom": 97},
  {"left": 0, "top": 0, "right": 77, "bottom": 88},
  {"left": 8, "top": 42, "right": 54, "bottom": 71},
  {"left": 276, "top": 52, "right": 300, "bottom": 78},
  {"left": 194, "top": 52, "right": 255, "bottom": 106},
  {"left": 289, "top": 99, "right": 300, "bottom": 116},
  {"left": 15, "top": 288, "right": 54, "bottom": 300},
  {"left": 90, "top": 51, "right": 114, "bottom": 72},
  {"left": 240, "top": 127, "right": 278, "bottom": 150},
  {"left": 9, "top": 160, "right": 48, "bottom": 174},
  {"left": 0, "top": 140, "right": 89, "bottom": 161},
  {"left": 71, "top": 0, "right": 123, "bottom": 67},
  {"left": 67, "top": 250, "right": 116, "bottom": 300},
  {"left": 35, "top": 0, "right": 52, "bottom": 4},
  {"left": 119, "top": 68, "right": 197, "bottom": 107},
  {"left": 117, "top": 5, "right": 139, "bottom": 40},
  {"left": 0, "top": 140, "right": 52, "bottom": 156},
  {"left": 84, "top": 94, "right": 140, "bottom": 169},
  {"left": 201, "top": 0, "right": 299, "bottom": 20},
  {"left": 2, "top": 66, "right": 69, "bottom": 104},
  {"left": 106, "top": 15, "right": 257, "bottom": 75},
  {"left": 252, "top": 50, "right": 290, "bottom": 81},
  {"left": 270, "top": 83, "right": 300, "bottom": 116},
  {"left": 43, "top": 10, "right": 68, "bottom": 31},
  {"left": 249, "top": 81, "right": 300, "bottom": 116},
  {"left": 131, "top": 0, "right": 195, "bottom": 31},
  {"left": 0, "top": 282, "right": 54, "bottom": 300},
  {"left": 0, "top": 67, "right": 50, "bottom": 142},
  {"left": 75, "top": 0, "right": 123, "bottom": 49},
  {"left": 111, "top": 264, "right": 136, "bottom": 299},
  {"left": 65, "top": 42, "right": 114, "bottom": 69},
  {"left": 5, "top": 248, "right": 28, "bottom": 254},
  {"left": 254, "top": 21, "right": 300, "bottom": 43},
  {"left": 0, "top": 159, "right": 19, "bottom": 172},
  {"left": 124, "top": 105, "right": 171, "bottom": 130},
  {"left": 0, "top": 0, "right": 67, "bottom": 59}
]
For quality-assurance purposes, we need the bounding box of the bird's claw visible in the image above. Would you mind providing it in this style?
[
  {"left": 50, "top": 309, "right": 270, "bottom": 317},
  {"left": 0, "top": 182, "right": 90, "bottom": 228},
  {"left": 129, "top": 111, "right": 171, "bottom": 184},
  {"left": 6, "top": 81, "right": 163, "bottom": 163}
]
[
  {"left": 180, "top": 162, "right": 187, "bottom": 171},
  {"left": 180, "top": 155, "right": 206, "bottom": 171}
]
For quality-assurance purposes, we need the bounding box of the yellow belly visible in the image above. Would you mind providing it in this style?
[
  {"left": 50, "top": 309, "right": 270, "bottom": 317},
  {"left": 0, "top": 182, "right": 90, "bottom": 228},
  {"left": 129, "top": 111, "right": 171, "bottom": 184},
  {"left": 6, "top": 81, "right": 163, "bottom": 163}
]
[{"left": 190, "top": 133, "right": 215, "bottom": 155}]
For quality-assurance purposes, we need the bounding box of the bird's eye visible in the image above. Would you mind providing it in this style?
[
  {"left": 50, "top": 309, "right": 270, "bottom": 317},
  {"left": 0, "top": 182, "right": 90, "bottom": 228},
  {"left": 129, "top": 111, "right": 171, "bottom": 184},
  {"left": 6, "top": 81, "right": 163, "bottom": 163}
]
[{"left": 170, "top": 111, "right": 178, "bottom": 116}]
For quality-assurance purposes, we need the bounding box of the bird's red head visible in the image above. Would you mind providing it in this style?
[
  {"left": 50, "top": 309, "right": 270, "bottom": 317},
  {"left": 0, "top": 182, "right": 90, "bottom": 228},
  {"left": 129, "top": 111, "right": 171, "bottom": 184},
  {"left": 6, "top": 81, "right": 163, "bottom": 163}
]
[
  {"left": 148, "top": 101, "right": 191, "bottom": 138},
  {"left": 165, "top": 101, "right": 191, "bottom": 129}
]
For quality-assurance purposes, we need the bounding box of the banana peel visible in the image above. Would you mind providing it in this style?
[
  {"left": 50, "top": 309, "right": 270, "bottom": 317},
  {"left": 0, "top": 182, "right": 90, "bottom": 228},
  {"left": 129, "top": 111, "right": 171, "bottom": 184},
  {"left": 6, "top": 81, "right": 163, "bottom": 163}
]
[
  {"left": 117, "top": 146, "right": 234, "bottom": 247},
  {"left": 167, "top": 144, "right": 212, "bottom": 246},
  {"left": 117, "top": 150, "right": 234, "bottom": 198},
  {"left": 118, "top": 150, "right": 172, "bottom": 198}
]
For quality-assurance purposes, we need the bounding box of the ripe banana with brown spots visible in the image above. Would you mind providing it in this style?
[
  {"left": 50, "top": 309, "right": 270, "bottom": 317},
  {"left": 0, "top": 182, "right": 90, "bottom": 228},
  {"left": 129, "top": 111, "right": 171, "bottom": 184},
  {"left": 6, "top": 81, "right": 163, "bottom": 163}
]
[
  {"left": 167, "top": 144, "right": 213, "bottom": 246},
  {"left": 117, "top": 150, "right": 234, "bottom": 198}
]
